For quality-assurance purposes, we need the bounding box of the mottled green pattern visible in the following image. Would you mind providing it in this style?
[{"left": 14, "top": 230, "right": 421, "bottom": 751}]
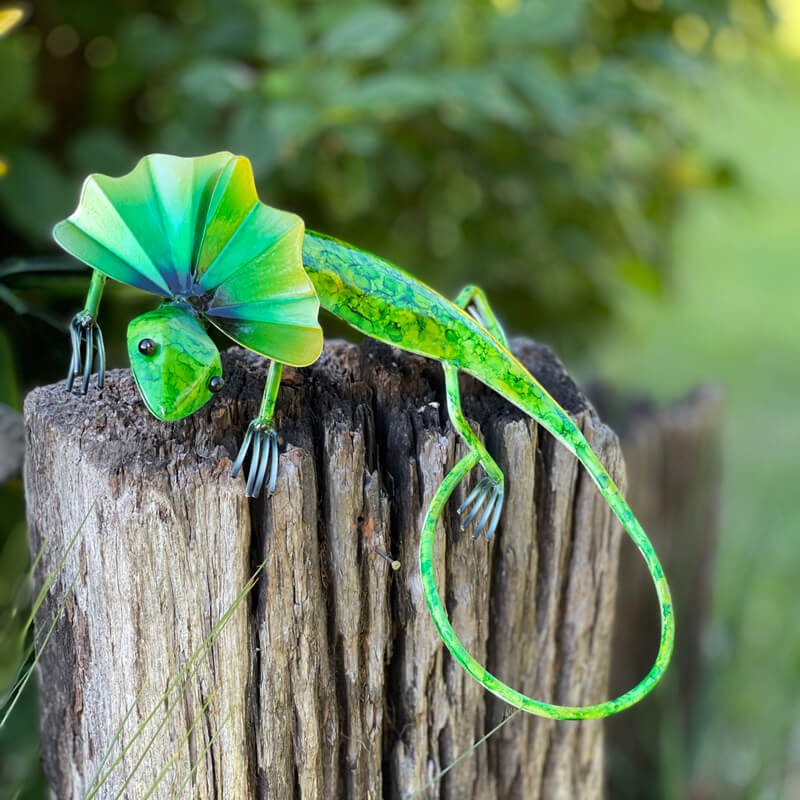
[
  {"left": 126, "top": 304, "right": 221, "bottom": 421},
  {"left": 303, "top": 231, "right": 506, "bottom": 365},
  {"left": 418, "top": 449, "right": 673, "bottom": 719},
  {"left": 58, "top": 153, "right": 673, "bottom": 719},
  {"left": 54, "top": 153, "right": 322, "bottom": 368},
  {"left": 303, "top": 230, "right": 674, "bottom": 719}
]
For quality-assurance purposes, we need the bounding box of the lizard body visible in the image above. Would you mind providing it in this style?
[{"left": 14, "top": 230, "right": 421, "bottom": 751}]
[{"left": 54, "top": 152, "right": 674, "bottom": 720}]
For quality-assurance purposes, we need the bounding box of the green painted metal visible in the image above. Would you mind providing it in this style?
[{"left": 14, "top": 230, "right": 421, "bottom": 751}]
[
  {"left": 66, "top": 269, "right": 107, "bottom": 393},
  {"left": 303, "top": 228, "right": 674, "bottom": 717},
  {"left": 453, "top": 284, "right": 508, "bottom": 346},
  {"left": 419, "top": 426, "right": 674, "bottom": 720},
  {"left": 230, "top": 359, "right": 283, "bottom": 497},
  {"left": 53, "top": 152, "right": 323, "bottom": 369},
  {"left": 126, "top": 304, "right": 222, "bottom": 422},
  {"left": 84, "top": 268, "right": 106, "bottom": 316},
  {"left": 55, "top": 152, "right": 674, "bottom": 721},
  {"left": 256, "top": 359, "right": 283, "bottom": 426}
]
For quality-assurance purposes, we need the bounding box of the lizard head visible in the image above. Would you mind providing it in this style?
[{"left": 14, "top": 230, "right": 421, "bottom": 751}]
[{"left": 127, "top": 303, "right": 224, "bottom": 421}]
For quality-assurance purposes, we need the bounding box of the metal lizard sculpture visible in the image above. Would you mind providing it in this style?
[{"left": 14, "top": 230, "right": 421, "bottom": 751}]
[{"left": 54, "top": 152, "right": 673, "bottom": 720}]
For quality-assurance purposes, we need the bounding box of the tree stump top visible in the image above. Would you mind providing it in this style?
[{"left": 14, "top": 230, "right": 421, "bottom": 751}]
[{"left": 25, "top": 336, "right": 588, "bottom": 478}]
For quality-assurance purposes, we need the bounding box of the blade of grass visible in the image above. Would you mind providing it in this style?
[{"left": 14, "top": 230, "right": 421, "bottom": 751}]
[
  {"left": 110, "top": 676, "right": 204, "bottom": 800},
  {"left": 1, "top": 503, "right": 93, "bottom": 712},
  {"left": 25, "top": 501, "right": 95, "bottom": 637},
  {"left": 84, "top": 684, "right": 150, "bottom": 796},
  {"left": 409, "top": 708, "right": 521, "bottom": 799},
  {"left": 139, "top": 688, "right": 219, "bottom": 800},
  {"left": 83, "top": 555, "right": 268, "bottom": 800},
  {"left": 0, "top": 551, "right": 88, "bottom": 727},
  {"left": 170, "top": 699, "right": 242, "bottom": 800}
]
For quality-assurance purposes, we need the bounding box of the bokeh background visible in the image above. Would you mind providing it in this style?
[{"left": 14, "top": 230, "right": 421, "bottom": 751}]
[{"left": 1, "top": 1, "right": 797, "bottom": 797}]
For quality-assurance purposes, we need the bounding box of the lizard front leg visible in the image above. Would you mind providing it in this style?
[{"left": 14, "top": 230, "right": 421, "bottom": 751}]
[
  {"left": 443, "top": 363, "right": 505, "bottom": 540},
  {"left": 232, "top": 359, "right": 283, "bottom": 497},
  {"left": 66, "top": 269, "right": 106, "bottom": 393}
]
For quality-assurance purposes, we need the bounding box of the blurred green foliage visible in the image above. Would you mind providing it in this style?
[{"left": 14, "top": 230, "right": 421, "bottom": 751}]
[
  {"left": 585, "top": 59, "right": 800, "bottom": 798},
  {"left": 1, "top": 0, "right": 728, "bottom": 361},
  {"left": 0, "top": 0, "right": 775, "bottom": 797}
]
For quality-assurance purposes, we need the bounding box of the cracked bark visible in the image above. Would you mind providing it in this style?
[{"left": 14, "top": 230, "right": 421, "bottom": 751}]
[{"left": 25, "top": 337, "right": 627, "bottom": 799}]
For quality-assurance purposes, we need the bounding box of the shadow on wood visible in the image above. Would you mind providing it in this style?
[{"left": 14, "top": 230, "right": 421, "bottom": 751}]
[{"left": 24, "top": 338, "right": 627, "bottom": 799}]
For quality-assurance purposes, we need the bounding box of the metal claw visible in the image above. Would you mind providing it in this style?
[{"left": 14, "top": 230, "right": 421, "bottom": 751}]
[
  {"left": 456, "top": 475, "right": 504, "bottom": 540},
  {"left": 472, "top": 490, "right": 497, "bottom": 540},
  {"left": 460, "top": 481, "right": 491, "bottom": 531},
  {"left": 460, "top": 498, "right": 487, "bottom": 531},
  {"left": 94, "top": 323, "right": 106, "bottom": 389},
  {"left": 486, "top": 489, "right": 504, "bottom": 540},
  {"left": 268, "top": 430, "right": 279, "bottom": 495},
  {"left": 81, "top": 324, "right": 94, "bottom": 394},
  {"left": 245, "top": 430, "right": 263, "bottom": 497},
  {"left": 233, "top": 424, "right": 280, "bottom": 498},
  {"left": 66, "top": 318, "right": 82, "bottom": 390},
  {"left": 67, "top": 314, "right": 105, "bottom": 392},
  {"left": 252, "top": 431, "right": 271, "bottom": 497},
  {"left": 457, "top": 478, "right": 488, "bottom": 515},
  {"left": 231, "top": 422, "right": 256, "bottom": 477}
]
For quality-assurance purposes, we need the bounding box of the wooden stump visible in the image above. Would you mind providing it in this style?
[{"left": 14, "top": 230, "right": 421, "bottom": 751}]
[
  {"left": 24, "top": 337, "right": 627, "bottom": 799},
  {"left": 590, "top": 383, "right": 723, "bottom": 798}
]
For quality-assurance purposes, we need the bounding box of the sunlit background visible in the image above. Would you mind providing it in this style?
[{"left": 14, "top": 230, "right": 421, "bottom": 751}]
[{"left": 1, "top": 1, "right": 798, "bottom": 798}]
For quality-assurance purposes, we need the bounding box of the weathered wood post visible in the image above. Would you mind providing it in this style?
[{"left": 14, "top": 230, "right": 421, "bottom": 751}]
[
  {"left": 591, "top": 384, "right": 723, "bottom": 797},
  {"left": 25, "top": 338, "right": 627, "bottom": 799}
]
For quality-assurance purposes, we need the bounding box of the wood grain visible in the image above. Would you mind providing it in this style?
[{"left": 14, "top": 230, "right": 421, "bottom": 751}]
[{"left": 25, "top": 338, "right": 626, "bottom": 799}]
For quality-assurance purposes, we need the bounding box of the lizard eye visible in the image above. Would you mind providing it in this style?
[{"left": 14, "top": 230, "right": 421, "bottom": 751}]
[
  {"left": 208, "top": 375, "right": 224, "bottom": 393},
  {"left": 138, "top": 338, "right": 157, "bottom": 356}
]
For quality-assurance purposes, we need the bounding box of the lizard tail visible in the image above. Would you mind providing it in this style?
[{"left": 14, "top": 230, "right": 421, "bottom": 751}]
[{"left": 421, "top": 351, "right": 675, "bottom": 719}]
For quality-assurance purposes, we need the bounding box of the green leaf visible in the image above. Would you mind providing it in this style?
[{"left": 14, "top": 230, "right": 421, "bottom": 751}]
[
  {"left": 0, "top": 331, "right": 20, "bottom": 410},
  {"left": 179, "top": 59, "right": 255, "bottom": 107},
  {"left": 0, "top": 149, "right": 74, "bottom": 244},
  {"left": 256, "top": 5, "right": 307, "bottom": 61},
  {"left": 66, "top": 129, "right": 138, "bottom": 178},
  {"left": 228, "top": 104, "right": 279, "bottom": 177},
  {"left": 194, "top": 8, "right": 260, "bottom": 57},
  {"left": 619, "top": 257, "right": 662, "bottom": 295},
  {"left": 576, "top": 62, "right": 660, "bottom": 115},
  {"left": 327, "top": 72, "right": 435, "bottom": 118},
  {"left": 488, "top": 0, "right": 584, "bottom": 47},
  {"left": 0, "top": 285, "right": 27, "bottom": 315},
  {"left": 435, "top": 69, "right": 530, "bottom": 130},
  {"left": 318, "top": 5, "right": 409, "bottom": 60},
  {"left": 229, "top": 99, "right": 319, "bottom": 175},
  {"left": 0, "top": 257, "right": 79, "bottom": 280},
  {"left": 497, "top": 58, "right": 578, "bottom": 133},
  {"left": 118, "top": 13, "right": 180, "bottom": 70},
  {"left": 0, "top": 34, "right": 36, "bottom": 125}
]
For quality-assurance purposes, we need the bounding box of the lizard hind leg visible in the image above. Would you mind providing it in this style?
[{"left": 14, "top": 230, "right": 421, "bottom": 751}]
[
  {"left": 444, "top": 364, "right": 505, "bottom": 540},
  {"left": 453, "top": 285, "right": 508, "bottom": 347}
]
